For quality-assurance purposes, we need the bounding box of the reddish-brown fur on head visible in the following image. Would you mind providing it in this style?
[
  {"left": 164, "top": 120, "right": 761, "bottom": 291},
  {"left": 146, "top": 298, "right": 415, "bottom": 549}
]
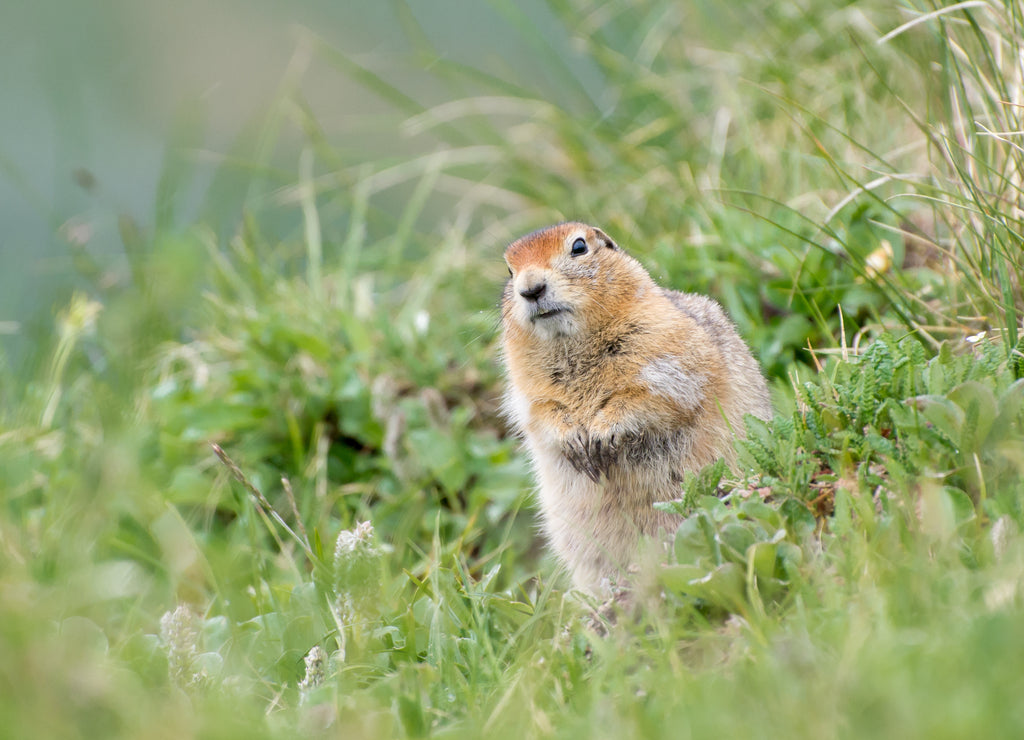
[
  {"left": 503, "top": 222, "right": 614, "bottom": 271},
  {"left": 502, "top": 222, "right": 650, "bottom": 340}
]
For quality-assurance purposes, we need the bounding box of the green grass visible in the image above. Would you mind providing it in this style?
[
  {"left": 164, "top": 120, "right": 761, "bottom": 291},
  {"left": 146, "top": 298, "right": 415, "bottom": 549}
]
[{"left": 3, "top": 0, "right": 1024, "bottom": 737}]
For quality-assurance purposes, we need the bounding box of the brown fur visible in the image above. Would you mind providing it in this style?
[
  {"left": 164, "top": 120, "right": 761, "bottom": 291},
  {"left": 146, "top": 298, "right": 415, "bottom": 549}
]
[{"left": 500, "top": 222, "right": 772, "bottom": 594}]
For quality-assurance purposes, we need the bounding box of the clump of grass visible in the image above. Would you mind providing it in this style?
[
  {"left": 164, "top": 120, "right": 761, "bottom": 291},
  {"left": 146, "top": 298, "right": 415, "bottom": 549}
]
[
  {"left": 767, "top": 1, "right": 1024, "bottom": 358},
  {"left": 150, "top": 216, "right": 531, "bottom": 585},
  {"left": 897, "top": 1, "right": 1024, "bottom": 350}
]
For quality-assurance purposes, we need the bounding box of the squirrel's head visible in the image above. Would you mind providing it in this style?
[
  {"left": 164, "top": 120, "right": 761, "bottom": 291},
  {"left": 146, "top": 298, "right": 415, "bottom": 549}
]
[{"left": 502, "top": 222, "right": 650, "bottom": 340}]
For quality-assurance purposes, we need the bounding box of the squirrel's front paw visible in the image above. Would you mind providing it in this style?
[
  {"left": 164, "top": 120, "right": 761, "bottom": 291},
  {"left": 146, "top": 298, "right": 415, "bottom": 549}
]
[{"left": 564, "top": 429, "right": 621, "bottom": 482}]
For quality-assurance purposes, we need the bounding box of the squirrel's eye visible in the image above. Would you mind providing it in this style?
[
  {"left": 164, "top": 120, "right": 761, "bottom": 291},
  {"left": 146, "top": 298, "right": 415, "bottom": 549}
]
[{"left": 570, "top": 238, "right": 588, "bottom": 256}]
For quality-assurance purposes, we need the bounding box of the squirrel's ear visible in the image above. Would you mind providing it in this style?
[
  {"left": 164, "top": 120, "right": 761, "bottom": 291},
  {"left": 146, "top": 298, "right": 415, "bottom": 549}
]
[{"left": 593, "top": 228, "right": 618, "bottom": 250}]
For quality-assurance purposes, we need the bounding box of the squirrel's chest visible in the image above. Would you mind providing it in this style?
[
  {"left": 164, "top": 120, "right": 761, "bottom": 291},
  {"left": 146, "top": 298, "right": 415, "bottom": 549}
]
[
  {"left": 538, "top": 351, "right": 634, "bottom": 417},
  {"left": 543, "top": 334, "right": 637, "bottom": 388}
]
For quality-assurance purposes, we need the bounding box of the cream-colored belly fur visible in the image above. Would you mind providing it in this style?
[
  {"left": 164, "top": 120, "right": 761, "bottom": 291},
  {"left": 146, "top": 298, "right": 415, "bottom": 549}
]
[{"left": 527, "top": 436, "right": 685, "bottom": 593}]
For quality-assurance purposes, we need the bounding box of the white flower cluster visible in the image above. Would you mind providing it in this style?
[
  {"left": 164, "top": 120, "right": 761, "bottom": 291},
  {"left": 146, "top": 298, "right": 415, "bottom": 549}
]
[
  {"left": 159, "top": 605, "right": 205, "bottom": 690},
  {"left": 332, "top": 520, "right": 383, "bottom": 626},
  {"left": 298, "top": 645, "right": 327, "bottom": 692}
]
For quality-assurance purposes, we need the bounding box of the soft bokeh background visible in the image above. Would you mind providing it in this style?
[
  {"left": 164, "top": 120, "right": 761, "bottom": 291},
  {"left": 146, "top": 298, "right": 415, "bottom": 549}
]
[{"left": 1, "top": 0, "right": 599, "bottom": 358}]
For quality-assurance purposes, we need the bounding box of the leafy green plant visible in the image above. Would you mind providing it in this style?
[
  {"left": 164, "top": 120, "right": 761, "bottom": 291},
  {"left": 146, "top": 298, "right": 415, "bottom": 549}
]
[
  {"left": 661, "top": 493, "right": 811, "bottom": 619},
  {"left": 743, "top": 333, "right": 1024, "bottom": 529},
  {"left": 147, "top": 214, "right": 531, "bottom": 576}
]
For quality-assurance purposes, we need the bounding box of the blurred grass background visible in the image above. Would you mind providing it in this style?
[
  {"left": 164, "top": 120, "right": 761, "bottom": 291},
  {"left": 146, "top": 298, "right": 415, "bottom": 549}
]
[{"left": 3, "top": 0, "right": 1024, "bottom": 737}]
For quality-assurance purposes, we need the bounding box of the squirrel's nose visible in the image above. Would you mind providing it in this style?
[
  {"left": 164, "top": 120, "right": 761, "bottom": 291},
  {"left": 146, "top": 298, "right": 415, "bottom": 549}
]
[{"left": 519, "top": 280, "right": 547, "bottom": 301}]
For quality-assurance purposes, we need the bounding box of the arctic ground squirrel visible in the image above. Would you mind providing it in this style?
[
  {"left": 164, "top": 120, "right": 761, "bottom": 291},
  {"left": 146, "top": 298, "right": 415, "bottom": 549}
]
[{"left": 500, "top": 222, "right": 772, "bottom": 595}]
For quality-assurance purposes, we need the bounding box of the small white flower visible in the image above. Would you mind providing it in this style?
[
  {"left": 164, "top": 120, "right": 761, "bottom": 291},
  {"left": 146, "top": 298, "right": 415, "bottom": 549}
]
[
  {"left": 298, "top": 645, "right": 327, "bottom": 691},
  {"left": 414, "top": 310, "right": 430, "bottom": 335},
  {"left": 333, "top": 520, "right": 376, "bottom": 559},
  {"left": 333, "top": 521, "right": 383, "bottom": 624},
  {"left": 160, "top": 605, "right": 202, "bottom": 689},
  {"left": 990, "top": 515, "right": 1016, "bottom": 561}
]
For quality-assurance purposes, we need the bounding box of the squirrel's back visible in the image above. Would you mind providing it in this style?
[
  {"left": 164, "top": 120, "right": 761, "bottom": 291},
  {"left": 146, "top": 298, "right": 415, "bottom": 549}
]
[{"left": 500, "top": 222, "right": 771, "bottom": 594}]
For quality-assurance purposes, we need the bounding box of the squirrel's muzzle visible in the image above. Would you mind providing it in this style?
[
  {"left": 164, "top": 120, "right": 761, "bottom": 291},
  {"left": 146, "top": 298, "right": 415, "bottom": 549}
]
[{"left": 518, "top": 280, "right": 547, "bottom": 301}]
